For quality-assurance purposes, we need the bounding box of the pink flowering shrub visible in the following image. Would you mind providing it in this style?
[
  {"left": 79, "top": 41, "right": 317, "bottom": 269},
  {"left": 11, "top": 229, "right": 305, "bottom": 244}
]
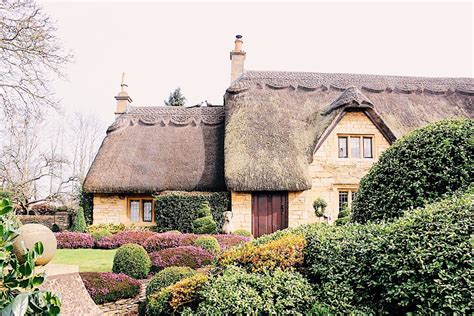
[
  {"left": 96, "top": 230, "right": 156, "bottom": 249},
  {"left": 80, "top": 272, "right": 141, "bottom": 304},
  {"left": 143, "top": 233, "right": 200, "bottom": 252},
  {"left": 55, "top": 232, "right": 95, "bottom": 249},
  {"left": 149, "top": 246, "right": 214, "bottom": 271},
  {"left": 213, "top": 234, "right": 250, "bottom": 250}
]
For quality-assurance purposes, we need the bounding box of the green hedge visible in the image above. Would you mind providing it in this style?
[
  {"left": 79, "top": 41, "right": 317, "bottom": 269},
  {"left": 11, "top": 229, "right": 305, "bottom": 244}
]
[
  {"left": 352, "top": 119, "right": 473, "bottom": 223},
  {"left": 305, "top": 189, "right": 473, "bottom": 314},
  {"left": 194, "top": 266, "right": 314, "bottom": 315},
  {"left": 154, "top": 192, "right": 229, "bottom": 233}
]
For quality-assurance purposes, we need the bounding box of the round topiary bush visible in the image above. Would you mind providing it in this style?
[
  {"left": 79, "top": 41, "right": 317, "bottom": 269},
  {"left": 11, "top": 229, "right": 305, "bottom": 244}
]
[
  {"left": 112, "top": 243, "right": 151, "bottom": 279},
  {"left": 232, "top": 229, "right": 253, "bottom": 238},
  {"left": 193, "top": 236, "right": 220, "bottom": 254},
  {"left": 146, "top": 266, "right": 197, "bottom": 295},
  {"left": 352, "top": 119, "right": 473, "bottom": 223}
]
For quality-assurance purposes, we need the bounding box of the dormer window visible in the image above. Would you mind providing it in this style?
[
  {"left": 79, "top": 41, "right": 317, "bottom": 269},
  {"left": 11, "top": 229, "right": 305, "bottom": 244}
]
[{"left": 338, "top": 135, "right": 373, "bottom": 159}]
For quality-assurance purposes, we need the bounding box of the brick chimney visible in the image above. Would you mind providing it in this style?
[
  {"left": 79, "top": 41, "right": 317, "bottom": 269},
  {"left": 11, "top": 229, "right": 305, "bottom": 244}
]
[
  {"left": 114, "top": 72, "right": 132, "bottom": 118},
  {"left": 230, "top": 35, "right": 246, "bottom": 83}
]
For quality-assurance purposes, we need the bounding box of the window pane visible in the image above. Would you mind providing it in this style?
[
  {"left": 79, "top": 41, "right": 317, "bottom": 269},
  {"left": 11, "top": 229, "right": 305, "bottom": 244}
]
[
  {"left": 339, "top": 191, "right": 348, "bottom": 212},
  {"left": 143, "top": 200, "right": 152, "bottom": 222},
  {"left": 351, "top": 191, "right": 357, "bottom": 204},
  {"left": 363, "top": 137, "right": 373, "bottom": 158},
  {"left": 130, "top": 200, "right": 140, "bottom": 223},
  {"left": 350, "top": 137, "right": 360, "bottom": 158},
  {"left": 338, "top": 137, "right": 348, "bottom": 158}
]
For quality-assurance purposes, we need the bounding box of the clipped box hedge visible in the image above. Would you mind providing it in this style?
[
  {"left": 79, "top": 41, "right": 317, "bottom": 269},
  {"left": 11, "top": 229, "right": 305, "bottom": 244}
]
[
  {"left": 154, "top": 192, "right": 229, "bottom": 233},
  {"left": 305, "top": 189, "right": 473, "bottom": 314}
]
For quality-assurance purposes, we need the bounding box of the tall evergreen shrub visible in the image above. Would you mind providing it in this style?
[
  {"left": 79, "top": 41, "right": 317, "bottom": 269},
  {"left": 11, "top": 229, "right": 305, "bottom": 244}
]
[{"left": 352, "top": 119, "right": 473, "bottom": 223}]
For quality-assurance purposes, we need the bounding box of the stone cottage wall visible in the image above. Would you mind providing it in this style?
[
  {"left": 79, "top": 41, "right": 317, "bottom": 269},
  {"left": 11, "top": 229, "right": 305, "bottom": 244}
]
[
  {"left": 229, "top": 191, "right": 252, "bottom": 232},
  {"left": 92, "top": 194, "right": 127, "bottom": 225},
  {"left": 295, "top": 111, "right": 390, "bottom": 223},
  {"left": 229, "top": 111, "right": 390, "bottom": 230}
]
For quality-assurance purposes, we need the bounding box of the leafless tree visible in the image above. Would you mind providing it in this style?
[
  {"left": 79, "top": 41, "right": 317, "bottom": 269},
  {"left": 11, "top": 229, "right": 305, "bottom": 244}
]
[
  {"left": 0, "top": 0, "right": 72, "bottom": 118},
  {"left": 0, "top": 110, "right": 105, "bottom": 213},
  {"left": 70, "top": 112, "right": 104, "bottom": 183}
]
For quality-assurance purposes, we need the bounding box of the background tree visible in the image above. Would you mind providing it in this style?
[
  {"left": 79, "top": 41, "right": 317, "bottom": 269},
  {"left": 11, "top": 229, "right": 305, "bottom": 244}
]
[
  {"left": 0, "top": 0, "right": 72, "bottom": 118},
  {"left": 164, "top": 87, "right": 186, "bottom": 106}
]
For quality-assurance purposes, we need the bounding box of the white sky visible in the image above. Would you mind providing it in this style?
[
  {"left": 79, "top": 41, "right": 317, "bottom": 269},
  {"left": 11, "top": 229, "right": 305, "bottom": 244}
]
[{"left": 40, "top": 1, "right": 473, "bottom": 125}]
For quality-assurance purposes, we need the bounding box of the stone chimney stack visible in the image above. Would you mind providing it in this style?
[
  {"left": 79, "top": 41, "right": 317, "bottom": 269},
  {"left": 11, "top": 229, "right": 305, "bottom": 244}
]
[
  {"left": 230, "top": 35, "right": 246, "bottom": 83},
  {"left": 114, "top": 72, "right": 132, "bottom": 118}
]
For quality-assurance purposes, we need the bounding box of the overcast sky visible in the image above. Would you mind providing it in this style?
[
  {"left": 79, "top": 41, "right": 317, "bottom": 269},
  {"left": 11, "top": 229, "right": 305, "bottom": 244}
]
[{"left": 40, "top": 1, "right": 473, "bottom": 125}]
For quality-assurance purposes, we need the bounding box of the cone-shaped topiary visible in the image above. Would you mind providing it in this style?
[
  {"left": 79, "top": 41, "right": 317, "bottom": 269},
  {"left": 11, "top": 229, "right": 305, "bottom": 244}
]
[
  {"left": 71, "top": 207, "right": 87, "bottom": 233},
  {"left": 192, "top": 202, "right": 217, "bottom": 234}
]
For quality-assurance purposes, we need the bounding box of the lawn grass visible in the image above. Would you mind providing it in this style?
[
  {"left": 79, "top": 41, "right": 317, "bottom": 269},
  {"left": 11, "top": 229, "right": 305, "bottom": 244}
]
[{"left": 50, "top": 249, "right": 117, "bottom": 272}]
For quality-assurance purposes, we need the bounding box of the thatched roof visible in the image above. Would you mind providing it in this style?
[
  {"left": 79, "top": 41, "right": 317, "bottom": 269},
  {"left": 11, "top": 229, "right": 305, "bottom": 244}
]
[
  {"left": 224, "top": 70, "right": 473, "bottom": 191},
  {"left": 83, "top": 106, "right": 225, "bottom": 194}
]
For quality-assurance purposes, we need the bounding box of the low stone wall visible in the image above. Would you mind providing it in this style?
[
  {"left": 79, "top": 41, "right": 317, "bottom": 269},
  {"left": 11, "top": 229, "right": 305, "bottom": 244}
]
[
  {"left": 18, "top": 212, "right": 70, "bottom": 231},
  {"left": 98, "top": 279, "right": 148, "bottom": 315}
]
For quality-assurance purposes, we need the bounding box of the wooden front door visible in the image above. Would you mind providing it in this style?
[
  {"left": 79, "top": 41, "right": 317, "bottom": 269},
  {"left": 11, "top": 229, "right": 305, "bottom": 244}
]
[{"left": 251, "top": 191, "right": 288, "bottom": 237}]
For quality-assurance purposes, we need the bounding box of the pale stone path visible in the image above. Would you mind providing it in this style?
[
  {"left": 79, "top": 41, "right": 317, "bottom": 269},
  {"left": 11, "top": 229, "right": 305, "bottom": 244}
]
[{"left": 39, "top": 264, "right": 103, "bottom": 316}]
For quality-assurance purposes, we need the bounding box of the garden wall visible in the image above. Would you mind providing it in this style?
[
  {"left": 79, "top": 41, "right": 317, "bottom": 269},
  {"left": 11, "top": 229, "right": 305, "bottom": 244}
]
[{"left": 18, "top": 212, "right": 70, "bottom": 231}]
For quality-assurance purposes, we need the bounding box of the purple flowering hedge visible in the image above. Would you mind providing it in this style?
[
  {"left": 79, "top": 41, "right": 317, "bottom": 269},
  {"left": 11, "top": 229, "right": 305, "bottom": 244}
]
[
  {"left": 55, "top": 230, "right": 249, "bottom": 250},
  {"left": 143, "top": 233, "right": 197, "bottom": 252},
  {"left": 80, "top": 272, "right": 141, "bottom": 304},
  {"left": 55, "top": 232, "right": 95, "bottom": 249},
  {"left": 149, "top": 246, "right": 214, "bottom": 271},
  {"left": 95, "top": 230, "right": 156, "bottom": 249}
]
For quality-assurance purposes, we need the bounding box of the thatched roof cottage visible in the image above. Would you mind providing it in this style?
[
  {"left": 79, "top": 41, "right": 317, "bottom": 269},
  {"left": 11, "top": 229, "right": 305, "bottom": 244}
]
[{"left": 84, "top": 36, "right": 473, "bottom": 236}]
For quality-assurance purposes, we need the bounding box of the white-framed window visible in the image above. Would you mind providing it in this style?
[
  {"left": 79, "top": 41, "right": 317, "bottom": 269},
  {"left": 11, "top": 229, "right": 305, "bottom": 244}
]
[
  {"left": 142, "top": 200, "right": 153, "bottom": 222},
  {"left": 338, "top": 135, "right": 373, "bottom": 159},
  {"left": 128, "top": 198, "right": 154, "bottom": 223},
  {"left": 338, "top": 189, "right": 358, "bottom": 212},
  {"left": 129, "top": 200, "right": 140, "bottom": 223}
]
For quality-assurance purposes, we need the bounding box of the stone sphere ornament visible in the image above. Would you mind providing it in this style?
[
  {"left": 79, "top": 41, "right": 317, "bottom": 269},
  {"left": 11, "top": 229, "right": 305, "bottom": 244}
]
[{"left": 13, "top": 223, "right": 57, "bottom": 266}]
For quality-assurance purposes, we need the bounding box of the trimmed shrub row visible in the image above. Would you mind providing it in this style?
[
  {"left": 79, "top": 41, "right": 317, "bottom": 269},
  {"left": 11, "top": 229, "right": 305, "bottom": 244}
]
[
  {"left": 305, "top": 190, "right": 473, "bottom": 314},
  {"left": 80, "top": 272, "right": 141, "bottom": 304}
]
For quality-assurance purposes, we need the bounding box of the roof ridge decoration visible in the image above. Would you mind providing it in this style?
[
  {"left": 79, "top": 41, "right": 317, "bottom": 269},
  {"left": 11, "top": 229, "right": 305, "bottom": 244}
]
[
  {"left": 107, "top": 106, "right": 225, "bottom": 133},
  {"left": 226, "top": 70, "right": 474, "bottom": 96},
  {"left": 322, "top": 86, "right": 374, "bottom": 115}
]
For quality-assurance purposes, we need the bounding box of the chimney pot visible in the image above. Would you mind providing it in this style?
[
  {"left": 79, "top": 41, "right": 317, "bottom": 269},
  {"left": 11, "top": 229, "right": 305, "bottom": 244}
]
[
  {"left": 115, "top": 72, "right": 132, "bottom": 118},
  {"left": 230, "top": 35, "right": 246, "bottom": 83}
]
